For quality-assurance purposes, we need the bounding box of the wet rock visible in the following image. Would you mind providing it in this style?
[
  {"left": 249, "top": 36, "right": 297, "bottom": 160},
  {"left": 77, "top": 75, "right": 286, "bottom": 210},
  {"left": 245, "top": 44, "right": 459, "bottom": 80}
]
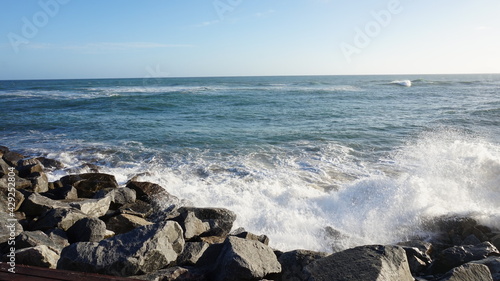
[
  {"left": 126, "top": 181, "right": 168, "bottom": 202},
  {"left": 57, "top": 221, "right": 185, "bottom": 277},
  {"left": 436, "top": 263, "right": 493, "bottom": 281},
  {"left": 177, "top": 241, "right": 210, "bottom": 266},
  {"left": 211, "top": 236, "right": 281, "bottom": 281},
  {"left": 14, "top": 245, "right": 60, "bottom": 269},
  {"left": 106, "top": 214, "right": 153, "bottom": 235},
  {"left": 67, "top": 217, "right": 107, "bottom": 243},
  {"left": 304, "top": 245, "right": 413, "bottom": 281},
  {"left": 36, "top": 157, "right": 64, "bottom": 170},
  {"left": 30, "top": 208, "right": 87, "bottom": 231},
  {"left": 171, "top": 207, "right": 237, "bottom": 240},
  {"left": 60, "top": 173, "right": 118, "bottom": 198},
  {"left": 278, "top": 249, "right": 329, "bottom": 281},
  {"left": 431, "top": 242, "right": 499, "bottom": 274}
]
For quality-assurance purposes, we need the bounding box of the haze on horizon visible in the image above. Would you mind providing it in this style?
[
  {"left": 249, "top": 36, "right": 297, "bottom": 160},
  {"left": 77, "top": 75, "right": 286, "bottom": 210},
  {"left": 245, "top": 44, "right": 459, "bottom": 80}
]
[{"left": 1, "top": 0, "right": 499, "bottom": 80}]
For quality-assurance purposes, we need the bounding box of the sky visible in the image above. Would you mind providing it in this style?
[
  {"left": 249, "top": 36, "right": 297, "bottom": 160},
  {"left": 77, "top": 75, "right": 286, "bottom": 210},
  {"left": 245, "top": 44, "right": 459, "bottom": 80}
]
[{"left": 1, "top": 0, "right": 499, "bottom": 80}]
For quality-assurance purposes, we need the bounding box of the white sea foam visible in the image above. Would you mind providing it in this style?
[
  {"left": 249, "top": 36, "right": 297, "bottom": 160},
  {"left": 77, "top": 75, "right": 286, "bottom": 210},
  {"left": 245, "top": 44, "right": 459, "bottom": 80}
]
[
  {"left": 42, "top": 130, "right": 500, "bottom": 253},
  {"left": 391, "top": 80, "right": 412, "bottom": 87}
]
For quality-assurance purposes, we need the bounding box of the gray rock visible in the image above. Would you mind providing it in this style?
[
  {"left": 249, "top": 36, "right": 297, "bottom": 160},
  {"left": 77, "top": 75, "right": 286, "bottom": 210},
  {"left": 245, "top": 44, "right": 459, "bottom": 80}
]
[
  {"left": 278, "top": 249, "right": 329, "bottom": 281},
  {"left": 177, "top": 241, "right": 210, "bottom": 266},
  {"left": 470, "top": 257, "right": 500, "bottom": 281},
  {"left": 0, "top": 212, "right": 23, "bottom": 244},
  {"left": 436, "top": 263, "right": 493, "bottom": 281},
  {"left": 67, "top": 196, "right": 111, "bottom": 217},
  {"left": 401, "top": 246, "right": 432, "bottom": 275},
  {"left": 57, "top": 221, "right": 185, "bottom": 277},
  {"left": 232, "top": 228, "right": 270, "bottom": 245},
  {"left": 0, "top": 186, "right": 24, "bottom": 211},
  {"left": 27, "top": 171, "right": 49, "bottom": 193},
  {"left": 67, "top": 217, "right": 107, "bottom": 243},
  {"left": 14, "top": 230, "right": 61, "bottom": 254},
  {"left": 36, "top": 157, "right": 64, "bottom": 170},
  {"left": 60, "top": 173, "right": 118, "bottom": 198},
  {"left": 43, "top": 185, "right": 78, "bottom": 200},
  {"left": 118, "top": 199, "right": 154, "bottom": 218},
  {"left": 14, "top": 245, "right": 60, "bottom": 269},
  {"left": 2, "top": 150, "right": 24, "bottom": 166},
  {"left": 0, "top": 175, "right": 32, "bottom": 190},
  {"left": 304, "top": 245, "right": 414, "bottom": 281},
  {"left": 0, "top": 158, "right": 11, "bottom": 177},
  {"left": 20, "top": 193, "right": 69, "bottom": 217},
  {"left": 126, "top": 181, "right": 169, "bottom": 202},
  {"left": 106, "top": 214, "right": 153, "bottom": 235},
  {"left": 172, "top": 207, "right": 236, "bottom": 240},
  {"left": 94, "top": 187, "right": 136, "bottom": 210},
  {"left": 45, "top": 228, "right": 70, "bottom": 253},
  {"left": 133, "top": 266, "right": 206, "bottom": 281},
  {"left": 211, "top": 236, "right": 282, "bottom": 281},
  {"left": 432, "top": 242, "right": 499, "bottom": 273},
  {"left": 31, "top": 207, "right": 88, "bottom": 231}
]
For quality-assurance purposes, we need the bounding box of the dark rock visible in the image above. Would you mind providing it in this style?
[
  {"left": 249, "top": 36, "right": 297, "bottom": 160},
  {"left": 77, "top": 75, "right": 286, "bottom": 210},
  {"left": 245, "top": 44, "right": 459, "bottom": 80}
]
[
  {"left": 26, "top": 171, "right": 49, "bottom": 193},
  {"left": 278, "top": 249, "right": 329, "bottom": 281},
  {"left": 14, "top": 245, "right": 60, "bottom": 269},
  {"left": 171, "top": 207, "right": 236, "bottom": 240},
  {"left": 133, "top": 266, "right": 207, "bottom": 281},
  {"left": 43, "top": 185, "right": 78, "bottom": 200},
  {"left": 36, "top": 157, "right": 65, "bottom": 170},
  {"left": 118, "top": 199, "right": 154, "bottom": 218},
  {"left": 45, "top": 228, "right": 70, "bottom": 253},
  {"left": 126, "top": 181, "right": 168, "bottom": 202},
  {"left": 211, "top": 236, "right": 281, "bottom": 281},
  {"left": 0, "top": 158, "right": 11, "bottom": 177},
  {"left": 67, "top": 217, "right": 107, "bottom": 243},
  {"left": 0, "top": 146, "right": 9, "bottom": 156},
  {"left": 462, "top": 234, "right": 482, "bottom": 246},
  {"left": 57, "top": 221, "right": 185, "bottom": 277},
  {"left": 30, "top": 208, "right": 87, "bottom": 231},
  {"left": 431, "top": 242, "right": 499, "bottom": 274},
  {"left": 2, "top": 150, "right": 24, "bottom": 166},
  {"left": 177, "top": 241, "right": 210, "bottom": 266},
  {"left": 436, "top": 263, "right": 493, "bottom": 281},
  {"left": 94, "top": 187, "right": 136, "bottom": 210},
  {"left": 60, "top": 173, "right": 118, "bottom": 198},
  {"left": 470, "top": 257, "right": 500, "bottom": 281},
  {"left": 304, "top": 245, "right": 414, "bottom": 281},
  {"left": 20, "top": 193, "right": 69, "bottom": 217},
  {"left": 106, "top": 214, "right": 153, "bottom": 235},
  {"left": 16, "top": 158, "right": 44, "bottom": 178},
  {"left": 401, "top": 246, "right": 432, "bottom": 275}
]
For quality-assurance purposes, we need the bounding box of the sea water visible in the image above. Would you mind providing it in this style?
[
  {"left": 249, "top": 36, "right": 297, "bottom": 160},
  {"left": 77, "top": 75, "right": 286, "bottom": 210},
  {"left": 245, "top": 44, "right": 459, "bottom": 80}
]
[{"left": 1, "top": 74, "right": 499, "bottom": 252}]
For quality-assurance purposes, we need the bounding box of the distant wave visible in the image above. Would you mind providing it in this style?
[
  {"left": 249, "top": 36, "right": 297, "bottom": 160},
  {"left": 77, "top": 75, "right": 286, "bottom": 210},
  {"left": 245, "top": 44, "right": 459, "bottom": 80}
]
[{"left": 390, "top": 80, "right": 412, "bottom": 87}]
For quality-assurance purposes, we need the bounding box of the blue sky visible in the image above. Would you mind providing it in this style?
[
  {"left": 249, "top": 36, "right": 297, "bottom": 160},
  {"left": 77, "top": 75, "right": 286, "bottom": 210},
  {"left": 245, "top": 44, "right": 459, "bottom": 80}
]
[{"left": 1, "top": 0, "right": 499, "bottom": 79}]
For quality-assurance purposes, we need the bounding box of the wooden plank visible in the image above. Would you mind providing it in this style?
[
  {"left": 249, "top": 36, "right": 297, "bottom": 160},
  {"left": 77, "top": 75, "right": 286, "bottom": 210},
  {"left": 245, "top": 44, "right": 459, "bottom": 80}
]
[{"left": 0, "top": 263, "right": 143, "bottom": 281}]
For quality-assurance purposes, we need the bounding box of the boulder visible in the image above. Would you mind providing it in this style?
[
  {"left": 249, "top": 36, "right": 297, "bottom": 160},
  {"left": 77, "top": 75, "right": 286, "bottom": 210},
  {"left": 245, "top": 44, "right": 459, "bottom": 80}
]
[
  {"left": 431, "top": 242, "right": 499, "bottom": 273},
  {"left": 278, "top": 250, "right": 329, "bottom": 281},
  {"left": 2, "top": 150, "right": 24, "bottom": 166},
  {"left": 43, "top": 185, "right": 78, "bottom": 200},
  {"left": 470, "top": 257, "right": 500, "bottom": 281},
  {"left": 67, "top": 196, "right": 111, "bottom": 217},
  {"left": 177, "top": 241, "right": 210, "bottom": 266},
  {"left": 436, "top": 263, "right": 493, "bottom": 281},
  {"left": 94, "top": 187, "right": 136, "bottom": 210},
  {"left": 118, "top": 199, "right": 154, "bottom": 218},
  {"left": 20, "top": 193, "right": 69, "bottom": 217},
  {"left": 45, "top": 228, "right": 70, "bottom": 253},
  {"left": 304, "top": 245, "right": 414, "bottom": 281},
  {"left": 57, "top": 221, "right": 185, "bottom": 277},
  {"left": 126, "top": 181, "right": 168, "bottom": 202},
  {"left": 16, "top": 158, "right": 44, "bottom": 178},
  {"left": 0, "top": 186, "right": 24, "bottom": 211},
  {"left": 30, "top": 208, "right": 87, "bottom": 231},
  {"left": 211, "top": 236, "right": 281, "bottom": 281},
  {"left": 14, "top": 230, "right": 61, "bottom": 254},
  {"left": 59, "top": 173, "right": 118, "bottom": 198},
  {"left": 0, "top": 212, "right": 23, "bottom": 244},
  {"left": 233, "top": 229, "right": 270, "bottom": 245},
  {"left": 106, "top": 214, "right": 153, "bottom": 235},
  {"left": 0, "top": 175, "right": 32, "bottom": 190},
  {"left": 67, "top": 217, "right": 107, "bottom": 243},
  {"left": 27, "top": 172, "right": 49, "bottom": 193},
  {"left": 14, "top": 245, "right": 60, "bottom": 269},
  {"left": 399, "top": 244, "right": 432, "bottom": 275},
  {"left": 171, "top": 207, "right": 236, "bottom": 240},
  {"left": 0, "top": 158, "right": 11, "bottom": 177},
  {"left": 36, "top": 157, "right": 64, "bottom": 170}
]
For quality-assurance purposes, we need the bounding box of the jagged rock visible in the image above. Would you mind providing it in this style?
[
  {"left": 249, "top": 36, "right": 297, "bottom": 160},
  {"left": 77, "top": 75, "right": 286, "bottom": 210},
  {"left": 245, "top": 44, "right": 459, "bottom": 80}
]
[
  {"left": 67, "top": 196, "right": 111, "bottom": 217},
  {"left": 27, "top": 171, "right": 49, "bottom": 193},
  {"left": 30, "top": 208, "right": 87, "bottom": 231},
  {"left": 36, "top": 157, "right": 64, "bottom": 170},
  {"left": 397, "top": 241, "right": 433, "bottom": 276},
  {"left": 304, "top": 245, "right": 414, "bottom": 281},
  {"left": 126, "top": 181, "right": 168, "bottom": 202},
  {"left": 470, "top": 257, "right": 500, "bottom": 281},
  {"left": 2, "top": 150, "right": 24, "bottom": 166},
  {"left": 20, "top": 193, "right": 69, "bottom": 217},
  {"left": 13, "top": 230, "right": 61, "bottom": 254},
  {"left": 60, "top": 173, "right": 118, "bottom": 198},
  {"left": 94, "top": 187, "right": 136, "bottom": 210},
  {"left": 172, "top": 207, "right": 236, "bottom": 240},
  {"left": 45, "top": 228, "right": 70, "bottom": 253},
  {"left": 67, "top": 218, "right": 107, "bottom": 243},
  {"left": 232, "top": 229, "right": 270, "bottom": 245},
  {"left": 177, "top": 241, "right": 210, "bottom": 266},
  {"left": 43, "top": 185, "right": 78, "bottom": 200},
  {"left": 17, "top": 158, "right": 44, "bottom": 178},
  {"left": 0, "top": 186, "right": 24, "bottom": 211},
  {"left": 57, "top": 221, "right": 185, "bottom": 277},
  {"left": 0, "top": 175, "right": 32, "bottom": 190},
  {"left": 278, "top": 249, "right": 329, "bottom": 281},
  {"left": 431, "top": 242, "right": 499, "bottom": 273},
  {"left": 436, "top": 263, "right": 493, "bottom": 281},
  {"left": 14, "top": 245, "right": 60, "bottom": 269},
  {"left": 0, "top": 212, "right": 23, "bottom": 244},
  {"left": 211, "top": 236, "right": 281, "bottom": 281},
  {"left": 106, "top": 214, "right": 153, "bottom": 235},
  {"left": 0, "top": 158, "right": 11, "bottom": 177}
]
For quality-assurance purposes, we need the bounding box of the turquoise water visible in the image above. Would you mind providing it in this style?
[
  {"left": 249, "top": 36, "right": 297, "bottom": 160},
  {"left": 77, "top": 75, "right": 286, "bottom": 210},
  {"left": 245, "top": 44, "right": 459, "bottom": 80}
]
[{"left": 1, "top": 74, "right": 500, "bottom": 251}]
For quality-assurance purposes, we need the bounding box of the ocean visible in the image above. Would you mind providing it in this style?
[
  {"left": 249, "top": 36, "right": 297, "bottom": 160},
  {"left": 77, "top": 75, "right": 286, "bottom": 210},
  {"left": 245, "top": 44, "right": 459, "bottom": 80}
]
[{"left": 1, "top": 74, "right": 499, "bottom": 252}]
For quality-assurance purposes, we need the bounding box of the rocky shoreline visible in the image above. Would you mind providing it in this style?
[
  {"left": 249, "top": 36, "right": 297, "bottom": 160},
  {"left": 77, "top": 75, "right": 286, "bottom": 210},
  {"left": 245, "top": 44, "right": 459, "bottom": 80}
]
[{"left": 1, "top": 145, "right": 499, "bottom": 281}]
